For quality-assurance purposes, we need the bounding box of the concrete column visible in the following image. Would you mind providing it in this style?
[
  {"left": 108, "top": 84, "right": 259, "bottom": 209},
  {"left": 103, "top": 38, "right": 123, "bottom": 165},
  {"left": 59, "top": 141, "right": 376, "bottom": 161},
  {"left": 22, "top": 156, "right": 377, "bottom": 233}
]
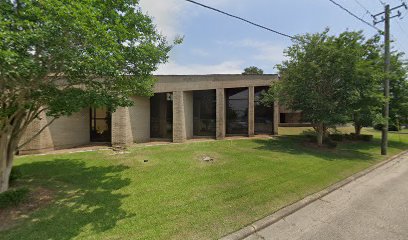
[
  {"left": 216, "top": 88, "right": 226, "bottom": 140},
  {"left": 112, "top": 107, "right": 133, "bottom": 146},
  {"left": 184, "top": 91, "right": 194, "bottom": 140},
  {"left": 273, "top": 101, "right": 279, "bottom": 135},
  {"left": 248, "top": 86, "right": 255, "bottom": 137},
  {"left": 173, "top": 91, "right": 187, "bottom": 143}
]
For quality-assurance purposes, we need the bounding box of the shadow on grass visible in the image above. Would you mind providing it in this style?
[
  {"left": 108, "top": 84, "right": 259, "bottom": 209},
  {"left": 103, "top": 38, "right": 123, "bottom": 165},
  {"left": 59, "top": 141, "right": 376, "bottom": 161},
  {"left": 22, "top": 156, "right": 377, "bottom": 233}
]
[
  {"left": 2, "top": 159, "right": 132, "bottom": 240},
  {"left": 253, "top": 135, "right": 379, "bottom": 161}
]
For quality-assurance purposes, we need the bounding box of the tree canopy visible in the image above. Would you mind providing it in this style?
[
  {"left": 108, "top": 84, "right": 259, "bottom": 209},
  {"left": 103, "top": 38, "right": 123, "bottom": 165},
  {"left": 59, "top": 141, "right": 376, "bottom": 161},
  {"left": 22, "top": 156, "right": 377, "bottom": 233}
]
[
  {"left": 262, "top": 30, "right": 383, "bottom": 145},
  {"left": 242, "top": 66, "right": 264, "bottom": 75},
  {"left": 0, "top": 0, "right": 176, "bottom": 192},
  {"left": 389, "top": 53, "right": 408, "bottom": 127}
]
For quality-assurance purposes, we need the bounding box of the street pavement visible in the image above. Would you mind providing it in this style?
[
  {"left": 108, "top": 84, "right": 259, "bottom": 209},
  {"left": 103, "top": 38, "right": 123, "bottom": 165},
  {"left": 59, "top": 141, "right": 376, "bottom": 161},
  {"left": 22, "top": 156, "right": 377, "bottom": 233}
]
[{"left": 245, "top": 152, "right": 408, "bottom": 240}]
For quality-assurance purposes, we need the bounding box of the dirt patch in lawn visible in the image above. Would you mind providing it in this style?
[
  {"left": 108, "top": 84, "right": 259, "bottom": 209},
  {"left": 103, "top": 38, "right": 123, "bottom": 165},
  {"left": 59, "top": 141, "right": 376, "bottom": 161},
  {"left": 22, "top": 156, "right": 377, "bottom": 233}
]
[{"left": 0, "top": 187, "right": 54, "bottom": 231}]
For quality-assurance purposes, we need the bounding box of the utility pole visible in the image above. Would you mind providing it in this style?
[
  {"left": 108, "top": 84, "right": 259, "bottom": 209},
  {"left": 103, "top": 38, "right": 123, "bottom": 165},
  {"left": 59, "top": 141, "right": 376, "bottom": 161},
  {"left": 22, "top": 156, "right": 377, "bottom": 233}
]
[{"left": 373, "top": 2, "right": 407, "bottom": 155}]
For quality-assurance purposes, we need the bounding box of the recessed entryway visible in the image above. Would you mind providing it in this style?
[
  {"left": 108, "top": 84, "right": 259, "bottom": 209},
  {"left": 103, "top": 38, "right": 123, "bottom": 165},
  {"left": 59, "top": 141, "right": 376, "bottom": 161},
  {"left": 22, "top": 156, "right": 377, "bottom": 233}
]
[
  {"left": 193, "top": 90, "right": 216, "bottom": 137},
  {"left": 90, "top": 107, "right": 112, "bottom": 142},
  {"left": 226, "top": 88, "right": 249, "bottom": 135},
  {"left": 150, "top": 92, "right": 173, "bottom": 139}
]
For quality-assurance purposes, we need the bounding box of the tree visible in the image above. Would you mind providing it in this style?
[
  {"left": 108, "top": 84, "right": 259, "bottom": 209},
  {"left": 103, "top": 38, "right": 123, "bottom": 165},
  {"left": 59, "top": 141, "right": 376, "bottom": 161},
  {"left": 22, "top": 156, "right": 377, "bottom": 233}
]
[
  {"left": 389, "top": 53, "right": 408, "bottom": 127},
  {"left": 348, "top": 35, "right": 383, "bottom": 135},
  {"left": 0, "top": 0, "right": 176, "bottom": 192},
  {"left": 262, "top": 30, "right": 367, "bottom": 146},
  {"left": 242, "top": 66, "right": 264, "bottom": 75}
]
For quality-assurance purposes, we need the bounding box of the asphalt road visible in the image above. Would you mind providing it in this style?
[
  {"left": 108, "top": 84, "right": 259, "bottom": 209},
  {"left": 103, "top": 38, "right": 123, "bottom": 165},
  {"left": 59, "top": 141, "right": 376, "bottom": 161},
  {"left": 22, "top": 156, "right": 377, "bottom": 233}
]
[{"left": 245, "top": 152, "right": 408, "bottom": 240}]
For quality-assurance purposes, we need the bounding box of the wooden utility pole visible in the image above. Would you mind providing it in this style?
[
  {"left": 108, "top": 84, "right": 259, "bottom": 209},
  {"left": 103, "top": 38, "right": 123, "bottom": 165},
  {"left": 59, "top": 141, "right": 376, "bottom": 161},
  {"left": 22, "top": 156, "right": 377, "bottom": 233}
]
[{"left": 373, "top": 2, "right": 407, "bottom": 155}]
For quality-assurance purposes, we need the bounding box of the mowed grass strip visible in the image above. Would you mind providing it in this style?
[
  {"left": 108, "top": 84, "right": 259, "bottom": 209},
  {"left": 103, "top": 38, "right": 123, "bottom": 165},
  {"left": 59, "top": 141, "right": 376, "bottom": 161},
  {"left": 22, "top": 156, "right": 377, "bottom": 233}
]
[{"left": 1, "top": 128, "right": 408, "bottom": 240}]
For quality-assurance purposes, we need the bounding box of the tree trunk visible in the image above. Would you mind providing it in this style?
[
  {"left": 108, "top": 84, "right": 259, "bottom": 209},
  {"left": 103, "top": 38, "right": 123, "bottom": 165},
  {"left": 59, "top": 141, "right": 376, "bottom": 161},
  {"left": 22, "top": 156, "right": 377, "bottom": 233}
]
[
  {"left": 1, "top": 107, "right": 40, "bottom": 193},
  {"left": 316, "top": 123, "right": 324, "bottom": 146},
  {"left": 355, "top": 124, "right": 362, "bottom": 135},
  {"left": 0, "top": 133, "right": 15, "bottom": 193},
  {"left": 0, "top": 113, "right": 25, "bottom": 193}
]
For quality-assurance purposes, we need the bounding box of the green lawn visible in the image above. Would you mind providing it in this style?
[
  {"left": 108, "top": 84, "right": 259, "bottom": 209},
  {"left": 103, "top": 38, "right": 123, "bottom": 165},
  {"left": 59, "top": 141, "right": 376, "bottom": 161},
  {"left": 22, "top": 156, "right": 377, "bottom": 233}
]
[{"left": 2, "top": 128, "right": 408, "bottom": 240}]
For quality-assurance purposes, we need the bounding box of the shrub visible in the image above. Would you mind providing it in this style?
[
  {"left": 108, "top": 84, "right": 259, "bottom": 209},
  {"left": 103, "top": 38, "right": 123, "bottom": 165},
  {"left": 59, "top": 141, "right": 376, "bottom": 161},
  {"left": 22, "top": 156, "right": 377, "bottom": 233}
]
[
  {"left": 329, "top": 134, "right": 344, "bottom": 142},
  {"left": 374, "top": 124, "right": 400, "bottom": 131},
  {"left": 0, "top": 188, "right": 30, "bottom": 209},
  {"left": 325, "top": 139, "right": 338, "bottom": 148},
  {"left": 359, "top": 134, "right": 373, "bottom": 142},
  {"left": 345, "top": 134, "right": 373, "bottom": 142},
  {"left": 9, "top": 168, "right": 22, "bottom": 184},
  {"left": 302, "top": 130, "right": 316, "bottom": 142}
]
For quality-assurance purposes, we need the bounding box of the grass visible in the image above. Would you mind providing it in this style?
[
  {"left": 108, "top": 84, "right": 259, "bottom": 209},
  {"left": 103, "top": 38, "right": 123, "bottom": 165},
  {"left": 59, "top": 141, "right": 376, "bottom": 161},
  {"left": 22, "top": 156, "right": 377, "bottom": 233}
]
[{"left": 1, "top": 127, "right": 408, "bottom": 240}]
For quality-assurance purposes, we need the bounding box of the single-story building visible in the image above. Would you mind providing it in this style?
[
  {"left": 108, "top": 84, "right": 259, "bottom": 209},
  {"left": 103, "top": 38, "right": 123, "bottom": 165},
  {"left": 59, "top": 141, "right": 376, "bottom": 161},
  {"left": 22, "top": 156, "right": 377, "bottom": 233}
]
[{"left": 18, "top": 74, "right": 303, "bottom": 154}]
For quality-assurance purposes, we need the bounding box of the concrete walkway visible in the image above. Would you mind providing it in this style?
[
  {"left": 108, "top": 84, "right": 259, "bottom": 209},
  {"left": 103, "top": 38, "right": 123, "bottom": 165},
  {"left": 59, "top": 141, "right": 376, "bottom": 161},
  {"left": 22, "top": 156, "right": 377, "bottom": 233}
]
[{"left": 245, "top": 152, "right": 408, "bottom": 240}]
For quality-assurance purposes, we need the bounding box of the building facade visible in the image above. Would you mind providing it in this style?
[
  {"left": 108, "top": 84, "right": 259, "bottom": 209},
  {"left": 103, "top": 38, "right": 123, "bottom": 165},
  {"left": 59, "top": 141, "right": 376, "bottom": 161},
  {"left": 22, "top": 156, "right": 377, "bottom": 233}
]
[{"left": 19, "top": 74, "right": 280, "bottom": 154}]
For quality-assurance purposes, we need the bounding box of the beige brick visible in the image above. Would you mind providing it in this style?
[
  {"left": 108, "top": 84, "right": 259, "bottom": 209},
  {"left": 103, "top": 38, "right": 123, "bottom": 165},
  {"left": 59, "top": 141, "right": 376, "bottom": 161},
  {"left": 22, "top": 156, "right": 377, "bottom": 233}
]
[
  {"left": 216, "top": 88, "right": 226, "bottom": 140},
  {"left": 128, "top": 96, "right": 150, "bottom": 143},
  {"left": 112, "top": 107, "right": 132, "bottom": 146},
  {"left": 248, "top": 86, "right": 255, "bottom": 137},
  {"left": 172, "top": 91, "right": 186, "bottom": 143}
]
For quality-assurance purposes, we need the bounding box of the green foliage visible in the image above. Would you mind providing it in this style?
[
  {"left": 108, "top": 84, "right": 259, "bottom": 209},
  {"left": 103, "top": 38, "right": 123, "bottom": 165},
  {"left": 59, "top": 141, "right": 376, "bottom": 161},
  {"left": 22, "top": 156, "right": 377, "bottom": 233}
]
[
  {"left": 325, "top": 139, "right": 338, "bottom": 149},
  {"left": 389, "top": 54, "right": 408, "bottom": 126},
  {"left": 0, "top": 0, "right": 177, "bottom": 192},
  {"left": 329, "top": 134, "right": 344, "bottom": 142},
  {"left": 242, "top": 66, "right": 264, "bottom": 75},
  {"left": 265, "top": 30, "right": 366, "bottom": 126},
  {"left": 349, "top": 35, "right": 384, "bottom": 133},
  {"left": 0, "top": 187, "right": 29, "bottom": 209},
  {"left": 9, "top": 168, "right": 22, "bottom": 184},
  {"left": 374, "top": 124, "right": 400, "bottom": 132},
  {"left": 344, "top": 133, "right": 374, "bottom": 142},
  {"left": 0, "top": 0, "right": 174, "bottom": 118},
  {"left": 263, "top": 30, "right": 372, "bottom": 143}
]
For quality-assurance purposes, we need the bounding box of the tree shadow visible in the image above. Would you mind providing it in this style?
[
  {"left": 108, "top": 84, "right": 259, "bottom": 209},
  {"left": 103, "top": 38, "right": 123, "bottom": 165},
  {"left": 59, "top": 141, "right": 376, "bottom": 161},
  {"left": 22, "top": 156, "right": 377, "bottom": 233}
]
[
  {"left": 2, "top": 159, "right": 132, "bottom": 239},
  {"left": 253, "top": 135, "right": 378, "bottom": 161}
]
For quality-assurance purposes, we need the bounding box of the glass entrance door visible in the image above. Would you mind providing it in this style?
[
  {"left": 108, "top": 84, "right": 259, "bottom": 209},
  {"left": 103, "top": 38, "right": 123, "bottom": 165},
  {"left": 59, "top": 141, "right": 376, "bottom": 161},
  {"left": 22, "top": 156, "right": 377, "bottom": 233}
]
[{"left": 90, "top": 107, "right": 112, "bottom": 142}]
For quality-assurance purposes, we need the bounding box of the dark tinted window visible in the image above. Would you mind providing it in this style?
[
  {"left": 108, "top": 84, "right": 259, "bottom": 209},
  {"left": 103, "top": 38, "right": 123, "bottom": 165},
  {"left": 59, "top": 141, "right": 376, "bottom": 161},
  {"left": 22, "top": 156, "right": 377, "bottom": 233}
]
[
  {"left": 193, "top": 90, "right": 216, "bottom": 136},
  {"left": 226, "top": 88, "right": 248, "bottom": 135},
  {"left": 254, "top": 87, "right": 273, "bottom": 134},
  {"left": 90, "top": 107, "right": 111, "bottom": 142},
  {"left": 150, "top": 93, "right": 173, "bottom": 139}
]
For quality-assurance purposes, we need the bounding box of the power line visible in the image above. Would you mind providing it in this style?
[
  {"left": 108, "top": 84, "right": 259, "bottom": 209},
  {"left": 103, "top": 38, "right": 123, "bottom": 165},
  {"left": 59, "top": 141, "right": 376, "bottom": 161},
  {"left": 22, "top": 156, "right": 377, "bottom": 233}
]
[
  {"left": 328, "top": 0, "right": 381, "bottom": 31},
  {"left": 353, "top": 0, "right": 374, "bottom": 16},
  {"left": 184, "top": 0, "right": 296, "bottom": 40},
  {"left": 396, "top": 20, "right": 408, "bottom": 40}
]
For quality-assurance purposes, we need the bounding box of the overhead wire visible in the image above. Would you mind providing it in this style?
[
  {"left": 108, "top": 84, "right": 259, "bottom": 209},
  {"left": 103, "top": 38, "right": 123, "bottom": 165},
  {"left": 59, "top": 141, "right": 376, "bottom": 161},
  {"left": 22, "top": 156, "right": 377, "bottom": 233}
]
[
  {"left": 185, "top": 0, "right": 298, "bottom": 40},
  {"left": 353, "top": 0, "right": 374, "bottom": 17},
  {"left": 327, "top": 0, "right": 381, "bottom": 31}
]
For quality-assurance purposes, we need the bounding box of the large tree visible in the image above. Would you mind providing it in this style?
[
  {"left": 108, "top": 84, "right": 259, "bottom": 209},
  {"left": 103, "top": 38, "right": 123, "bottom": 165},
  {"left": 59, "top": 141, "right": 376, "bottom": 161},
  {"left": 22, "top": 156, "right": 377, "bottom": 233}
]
[
  {"left": 0, "top": 0, "right": 176, "bottom": 192},
  {"left": 348, "top": 35, "right": 383, "bottom": 135},
  {"left": 263, "top": 30, "right": 370, "bottom": 146},
  {"left": 389, "top": 53, "right": 408, "bottom": 127}
]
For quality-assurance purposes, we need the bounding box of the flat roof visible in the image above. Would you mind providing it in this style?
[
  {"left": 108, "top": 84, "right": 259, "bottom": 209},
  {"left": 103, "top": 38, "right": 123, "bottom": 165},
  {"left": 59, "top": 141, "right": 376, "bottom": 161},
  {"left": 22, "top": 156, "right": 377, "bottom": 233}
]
[
  {"left": 154, "top": 74, "right": 278, "bottom": 93},
  {"left": 154, "top": 74, "right": 278, "bottom": 77}
]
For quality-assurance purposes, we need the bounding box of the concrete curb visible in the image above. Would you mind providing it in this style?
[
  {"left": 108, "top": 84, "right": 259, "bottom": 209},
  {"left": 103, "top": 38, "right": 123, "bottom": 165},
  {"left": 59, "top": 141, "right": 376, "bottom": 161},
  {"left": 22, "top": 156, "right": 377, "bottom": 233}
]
[{"left": 220, "top": 150, "right": 408, "bottom": 240}]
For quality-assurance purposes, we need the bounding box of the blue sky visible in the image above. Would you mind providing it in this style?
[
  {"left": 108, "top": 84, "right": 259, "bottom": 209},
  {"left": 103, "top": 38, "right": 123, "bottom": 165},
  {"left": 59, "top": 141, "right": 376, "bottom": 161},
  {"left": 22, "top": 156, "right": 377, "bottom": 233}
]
[{"left": 139, "top": 0, "right": 408, "bottom": 74}]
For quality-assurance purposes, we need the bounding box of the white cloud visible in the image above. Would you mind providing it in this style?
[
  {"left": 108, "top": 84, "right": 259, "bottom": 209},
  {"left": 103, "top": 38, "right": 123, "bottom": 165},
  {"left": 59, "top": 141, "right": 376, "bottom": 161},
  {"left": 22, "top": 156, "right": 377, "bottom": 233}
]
[
  {"left": 139, "top": 0, "right": 238, "bottom": 39},
  {"left": 139, "top": 0, "right": 185, "bottom": 39},
  {"left": 155, "top": 60, "right": 244, "bottom": 75}
]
